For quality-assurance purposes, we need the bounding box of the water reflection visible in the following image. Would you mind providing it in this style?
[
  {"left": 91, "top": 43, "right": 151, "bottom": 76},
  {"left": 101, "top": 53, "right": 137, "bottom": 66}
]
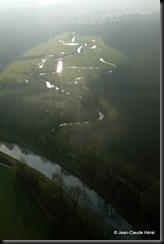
[
  {"left": 100, "top": 58, "right": 117, "bottom": 68},
  {"left": 98, "top": 110, "right": 104, "bottom": 121},
  {"left": 67, "top": 66, "right": 99, "bottom": 69},
  {"left": 38, "top": 58, "right": 47, "bottom": 69},
  {"left": 0, "top": 142, "right": 141, "bottom": 240},
  {"left": 71, "top": 36, "right": 76, "bottom": 42},
  {"left": 56, "top": 60, "right": 63, "bottom": 73},
  {"left": 46, "top": 81, "right": 55, "bottom": 88},
  {"left": 90, "top": 45, "right": 97, "bottom": 49},
  {"left": 63, "top": 43, "right": 79, "bottom": 46},
  {"left": 77, "top": 45, "right": 84, "bottom": 54}
]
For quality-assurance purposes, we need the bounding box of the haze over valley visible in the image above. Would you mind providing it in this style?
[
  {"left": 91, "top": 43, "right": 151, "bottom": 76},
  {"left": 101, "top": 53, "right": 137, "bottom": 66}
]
[{"left": 0, "top": 0, "right": 160, "bottom": 241}]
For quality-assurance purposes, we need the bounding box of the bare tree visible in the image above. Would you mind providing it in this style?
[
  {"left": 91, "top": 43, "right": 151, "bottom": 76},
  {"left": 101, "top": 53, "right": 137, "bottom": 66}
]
[
  {"left": 97, "top": 198, "right": 109, "bottom": 217},
  {"left": 52, "top": 168, "right": 65, "bottom": 198},
  {"left": 70, "top": 186, "right": 82, "bottom": 209},
  {"left": 69, "top": 185, "right": 90, "bottom": 210}
]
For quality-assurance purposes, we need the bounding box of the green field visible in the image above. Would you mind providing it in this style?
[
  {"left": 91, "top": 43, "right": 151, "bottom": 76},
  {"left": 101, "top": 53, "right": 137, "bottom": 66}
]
[
  {"left": 0, "top": 33, "right": 128, "bottom": 127},
  {"left": 0, "top": 32, "right": 125, "bottom": 151},
  {"left": 0, "top": 158, "right": 104, "bottom": 240},
  {"left": 0, "top": 164, "right": 54, "bottom": 240},
  {"left": 0, "top": 30, "right": 160, "bottom": 240},
  {"left": 0, "top": 31, "right": 159, "bottom": 177},
  {"left": 0, "top": 31, "right": 159, "bottom": 179},
  {"left": 0, "top": 32, "right": 130, "bottom": 86}
]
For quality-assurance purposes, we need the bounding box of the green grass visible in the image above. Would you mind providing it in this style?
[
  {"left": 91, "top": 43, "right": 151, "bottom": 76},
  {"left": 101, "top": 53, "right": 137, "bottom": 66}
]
[
  {"left": 22, "top": 32, "right": 77, "bottom": 57},
  {"left": 0, "top": 32, "right": 130, "bottom": 86},
  {"left": 0, "top": 32, "right": 158, "bottom": 180},
  {"left": 0, "top": 32, "right": 123, "bottom": 133},
  {"left": 0, "top": 28, "right": 160, "bottom": 240},
  {"left": 0, "top": 158, "right": 103, "bottom": 240},
  {"left": 0, "top": 164, "right": 55, "bottom": 240},
  {"left": 97, "top": 89, "right": 160, "bottom": 178}
]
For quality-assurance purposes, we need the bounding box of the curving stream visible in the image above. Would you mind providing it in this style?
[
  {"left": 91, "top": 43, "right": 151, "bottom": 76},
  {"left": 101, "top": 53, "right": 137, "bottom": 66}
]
[
  {"left": 0, "top": 34, "right": 142, "bottom": 239},
  {"left": 36, "top": 37, "right": 106, "bottom": 128},
  {"left": 0, "top": 141, "right": 141, "bottom": 240}
]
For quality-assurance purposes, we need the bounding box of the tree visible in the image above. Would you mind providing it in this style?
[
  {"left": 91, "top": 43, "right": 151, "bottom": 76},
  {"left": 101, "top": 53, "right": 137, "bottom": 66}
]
[
  {"left": 70, "top": 186, "right": 82, "bottom": 209},
  {"left": 52, "top": 168, "right": 65, "bottom": 198},
  {"left": 97, "top": 198, "right": 109, "bottom": 218},
  {"left": 69, "top": 185, "right": 90, "bottom": 210}
]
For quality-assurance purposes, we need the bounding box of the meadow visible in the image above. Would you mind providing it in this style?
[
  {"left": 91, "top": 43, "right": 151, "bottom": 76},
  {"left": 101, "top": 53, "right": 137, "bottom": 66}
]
[
  {"left": 0, "top": 32, "right": 130, "bottom": 83},
  {"left": 0, "top": 32, "right": 128, "bottom": 145},
  {"left": 0, "top": 157, "right": 104, "bottom": 240},
  {"left": 0, "top": 28, "right": 160, "bottom": 239},
  {"left": 0, "top": 164, "right": 53, "bottom": 239}
]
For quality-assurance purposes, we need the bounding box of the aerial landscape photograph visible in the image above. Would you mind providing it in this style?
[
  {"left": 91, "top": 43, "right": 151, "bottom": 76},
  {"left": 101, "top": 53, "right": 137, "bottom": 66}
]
[{"left": 0, "top": 0, "right": 161, "bottom": 241}]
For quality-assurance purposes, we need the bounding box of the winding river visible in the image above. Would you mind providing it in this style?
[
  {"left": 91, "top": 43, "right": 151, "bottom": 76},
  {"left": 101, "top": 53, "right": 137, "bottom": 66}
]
[
  {"left": 0, "top": 34, "right": 141, "bottom": 240},
  {"left": 36, "top": 37, "right": 106, "bottom": 128},
  {"left": 0, "top": 141, "right": 141, "bottom": 240}
]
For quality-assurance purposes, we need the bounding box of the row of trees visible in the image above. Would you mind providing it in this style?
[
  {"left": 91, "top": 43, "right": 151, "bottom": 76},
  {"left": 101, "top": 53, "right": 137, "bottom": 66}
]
[
  {"left": 47, "top": 130, "right": 160, "bottom": 238},
  {"left": 0, "top": 11, "right": 160, "bottom": 239},
  {"left": 15, "top": 162, "right": 104, "bottom": 239},
  {"left": 52, "top": 168, "right": 90, "bottom": 210},
  {"left": 15, "top": 142, "right": 160, "bottom": 239}
]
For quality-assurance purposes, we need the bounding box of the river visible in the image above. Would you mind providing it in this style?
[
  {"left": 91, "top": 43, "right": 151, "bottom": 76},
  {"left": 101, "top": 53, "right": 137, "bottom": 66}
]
[
  {"left": 0, "top": 141, "right": 141, "bottom": 240},
  {"left": 0, "top": 34, "right": 141, "bottom": 240},
  {"left": 36, "top": 37, "right": 105, "bottom": 128}
]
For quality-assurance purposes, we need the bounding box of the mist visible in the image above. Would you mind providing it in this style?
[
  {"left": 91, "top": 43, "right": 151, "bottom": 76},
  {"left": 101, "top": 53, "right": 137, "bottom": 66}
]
[
  {"left": 0, "top": 0, "right": 160, "bottom": 241},
  {"left": 0, "top": 0, "right": 160, "bottom": 12}
]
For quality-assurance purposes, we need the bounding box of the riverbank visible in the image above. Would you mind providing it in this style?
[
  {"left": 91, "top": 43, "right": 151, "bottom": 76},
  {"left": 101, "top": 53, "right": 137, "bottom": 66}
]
[
  {"left": 0, "top": 153, "right": 104, "bottom": 240},
  {"left": 0, "top": 131, "right": 159, "bottom": 240},
  {"left": 0, "top": 163, "right": 56, "bottom": 240},
  {"left": 0, "top": 150, "right": 19, "bottom": 166}
]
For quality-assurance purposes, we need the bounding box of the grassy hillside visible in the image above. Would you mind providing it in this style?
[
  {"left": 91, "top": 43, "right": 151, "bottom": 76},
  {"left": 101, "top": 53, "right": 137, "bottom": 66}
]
[
  {"left": 0, "top": 32, "right": 129, "bottom": 83},
  {"left": 0, "top": 164, "right": 53, "bottom": 239},
  {"left": 0, "top": 29, "right": 159, "bottom": 179},
  {"left": 0, "top": 32, "right": 127, "bottom": 148},
  {"left": 0, "top": 20, "right": 160, "bottom": 240},
  {"left": 0, "top": 160, "right": 103, "bottom": 240}
]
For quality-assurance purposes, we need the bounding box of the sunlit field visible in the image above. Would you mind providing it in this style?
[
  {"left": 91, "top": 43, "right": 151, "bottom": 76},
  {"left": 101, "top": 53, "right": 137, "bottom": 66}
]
[
  {"left": 0, "top": 30, "right": 159, "bottom": 178},
  {"left": 0, "top": 0, "right": 160, "bottom": 241},
  {"left": 0, "top": 32, "right": 126, "bottom": 131},
  {"left": 0, "top": 32, "right": 130, "bottom": 88}
]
